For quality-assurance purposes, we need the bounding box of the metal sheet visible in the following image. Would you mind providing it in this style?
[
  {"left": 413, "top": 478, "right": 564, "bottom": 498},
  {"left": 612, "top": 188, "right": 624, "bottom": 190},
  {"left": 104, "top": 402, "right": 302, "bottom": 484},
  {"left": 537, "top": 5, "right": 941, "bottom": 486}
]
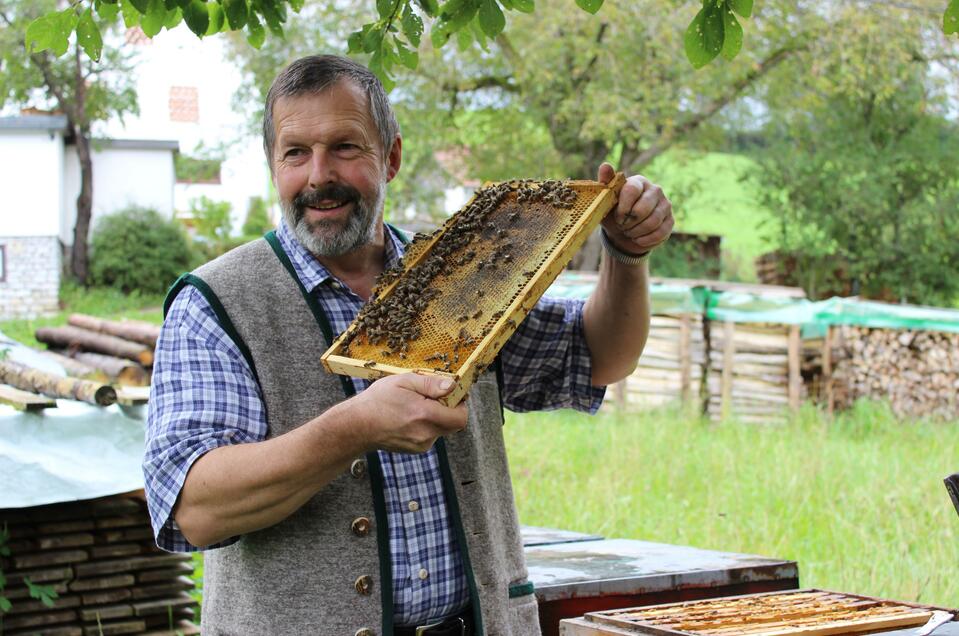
[
  {"left": 521, "top": 525, "right": 604, "bottom": 547},
  {"left": 526, "top": 538, "right": 798, "bottom": 603}
]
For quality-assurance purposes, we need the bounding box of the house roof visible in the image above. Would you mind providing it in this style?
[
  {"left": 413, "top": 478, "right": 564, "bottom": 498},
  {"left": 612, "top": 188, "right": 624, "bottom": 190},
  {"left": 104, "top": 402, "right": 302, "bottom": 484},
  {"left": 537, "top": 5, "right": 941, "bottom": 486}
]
[
  {"left": 92, "top": 138, "right": 180, "bottom": 152},
  {"left": 0, "top": 114, "right": 68, "bottom": 132}
]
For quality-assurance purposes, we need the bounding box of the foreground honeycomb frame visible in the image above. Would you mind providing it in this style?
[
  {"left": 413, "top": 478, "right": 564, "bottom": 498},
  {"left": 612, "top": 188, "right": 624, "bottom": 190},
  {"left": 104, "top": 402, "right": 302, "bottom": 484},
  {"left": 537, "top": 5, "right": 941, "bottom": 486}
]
[{"left": 321, "top": 173, "right": 626, "bottom": 407}]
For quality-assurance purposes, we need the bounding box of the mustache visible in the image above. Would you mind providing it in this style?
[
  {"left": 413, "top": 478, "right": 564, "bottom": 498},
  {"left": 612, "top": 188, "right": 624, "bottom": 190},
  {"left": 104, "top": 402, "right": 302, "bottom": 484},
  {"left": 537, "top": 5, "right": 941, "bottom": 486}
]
[{"left": 293, "top": 183, "right": 361, "bottom": 211}]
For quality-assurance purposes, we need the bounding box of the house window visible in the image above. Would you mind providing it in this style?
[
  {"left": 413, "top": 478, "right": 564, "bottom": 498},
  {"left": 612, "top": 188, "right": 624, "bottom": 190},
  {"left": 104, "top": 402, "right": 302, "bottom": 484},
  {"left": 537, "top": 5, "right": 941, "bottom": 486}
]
[
  {"left": 169, "top": 86, "right": 199, "bottom": 123},
  {"left": 0, "top": 245, "right": 6, "bottom": 283}
]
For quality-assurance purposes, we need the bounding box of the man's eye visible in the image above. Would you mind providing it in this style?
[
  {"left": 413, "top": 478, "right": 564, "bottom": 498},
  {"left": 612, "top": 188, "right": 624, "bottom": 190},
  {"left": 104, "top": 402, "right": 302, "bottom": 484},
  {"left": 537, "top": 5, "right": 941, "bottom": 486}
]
[
  {"left": 337, "top": 143, "right": 360, "bottom": 152},
  {"left": 285, "top": 148, "right": 306, "bottom": 158}
]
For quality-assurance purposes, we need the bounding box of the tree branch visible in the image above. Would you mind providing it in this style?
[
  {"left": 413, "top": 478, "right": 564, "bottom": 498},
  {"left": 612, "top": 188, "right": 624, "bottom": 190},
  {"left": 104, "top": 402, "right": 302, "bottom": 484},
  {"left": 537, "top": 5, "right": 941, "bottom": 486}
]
[
  {"left": 571, "top": 22, "right": 608, "bottom": 91},
  {"left": 441, "top": 75, "right": 519, "bottom": 94}
]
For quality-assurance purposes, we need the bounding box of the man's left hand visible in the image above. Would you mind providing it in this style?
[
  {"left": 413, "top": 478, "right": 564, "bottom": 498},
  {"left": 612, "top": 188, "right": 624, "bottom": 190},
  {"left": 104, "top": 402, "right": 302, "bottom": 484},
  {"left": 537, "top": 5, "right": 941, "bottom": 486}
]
[{"left": 597, "top": 162, "right": 674, "bottom": 257}]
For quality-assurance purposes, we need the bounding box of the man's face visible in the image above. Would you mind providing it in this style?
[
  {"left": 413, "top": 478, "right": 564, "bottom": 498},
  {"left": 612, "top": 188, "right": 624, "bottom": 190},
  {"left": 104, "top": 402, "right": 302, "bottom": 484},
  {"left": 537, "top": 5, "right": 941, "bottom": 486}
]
[{"left": 271, "top": 81, "right": 400, "bottom": 257}]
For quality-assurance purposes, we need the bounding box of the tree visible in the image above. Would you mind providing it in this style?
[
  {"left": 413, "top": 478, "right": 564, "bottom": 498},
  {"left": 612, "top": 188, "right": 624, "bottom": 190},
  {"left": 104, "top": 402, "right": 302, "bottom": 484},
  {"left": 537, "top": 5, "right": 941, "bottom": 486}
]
[
  {"left": 0, "top": 0, "right": 137, "bottom": 283},
  {"left": 752, "top": 3, "right": 959, "bottom": 304}
]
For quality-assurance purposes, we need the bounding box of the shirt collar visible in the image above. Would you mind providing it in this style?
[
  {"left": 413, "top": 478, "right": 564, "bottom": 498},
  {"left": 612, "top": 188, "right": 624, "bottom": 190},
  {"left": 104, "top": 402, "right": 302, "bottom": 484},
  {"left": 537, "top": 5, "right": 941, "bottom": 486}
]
[{"left": 276, "top": 218, "right": 406, "bottom": 294}]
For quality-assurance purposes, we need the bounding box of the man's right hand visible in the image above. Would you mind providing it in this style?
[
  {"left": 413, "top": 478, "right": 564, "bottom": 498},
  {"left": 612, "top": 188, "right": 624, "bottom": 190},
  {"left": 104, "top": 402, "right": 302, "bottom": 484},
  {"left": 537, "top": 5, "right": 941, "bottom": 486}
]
[{"left": 343, "top": 373, "right": 468, "bottom": 454}]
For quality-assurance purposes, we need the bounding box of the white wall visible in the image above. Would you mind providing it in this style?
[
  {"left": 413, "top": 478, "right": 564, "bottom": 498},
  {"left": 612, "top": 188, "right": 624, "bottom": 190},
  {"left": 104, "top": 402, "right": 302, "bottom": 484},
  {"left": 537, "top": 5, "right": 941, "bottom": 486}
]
[
  {"left": 0, "top": 131, "right": 64, "bottom": 237},
  {"left": 62, "top": 146, "right": 175, "bottom": 246}
]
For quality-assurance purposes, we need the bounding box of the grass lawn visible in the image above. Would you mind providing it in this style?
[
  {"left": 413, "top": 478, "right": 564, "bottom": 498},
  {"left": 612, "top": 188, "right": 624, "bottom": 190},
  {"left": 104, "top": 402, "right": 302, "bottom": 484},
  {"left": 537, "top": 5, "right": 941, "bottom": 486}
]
[
  {"left": 643, "top": 150, "right": 777, "bottom": 282},
  {"left": 0, "top": 283, "right": 165, "bottom": 347},
  {"left": 505, "top": 402, "right": 959, "bottom": 608}
]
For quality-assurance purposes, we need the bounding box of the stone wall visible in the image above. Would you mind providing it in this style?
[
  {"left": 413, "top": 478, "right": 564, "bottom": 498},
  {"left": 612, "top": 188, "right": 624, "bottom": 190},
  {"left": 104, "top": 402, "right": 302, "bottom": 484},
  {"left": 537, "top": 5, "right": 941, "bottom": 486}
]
[{"left": 0, "top": 236, "right": 61, "bottom": 319}]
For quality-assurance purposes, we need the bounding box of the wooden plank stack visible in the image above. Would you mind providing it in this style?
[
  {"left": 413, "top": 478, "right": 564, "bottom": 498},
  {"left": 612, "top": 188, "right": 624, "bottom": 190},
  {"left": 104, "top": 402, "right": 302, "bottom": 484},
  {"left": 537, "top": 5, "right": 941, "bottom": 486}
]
[
  {"left": 821, "top": 325, "right": 959, "bottom": 420},
  {"left": 604, "top": 314, "right": 706, "bottom": 412},
  {"left": 0, "top": 494, "right": 198, "bottom": 635},
  {"left": 705, "top": 322, "right": 803, "bottom": 424}
]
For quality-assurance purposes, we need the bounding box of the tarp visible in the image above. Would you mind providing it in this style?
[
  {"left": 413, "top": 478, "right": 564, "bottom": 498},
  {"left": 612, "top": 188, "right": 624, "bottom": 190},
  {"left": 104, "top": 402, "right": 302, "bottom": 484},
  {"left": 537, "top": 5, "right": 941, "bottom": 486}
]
[
  {"left": 549, "top": 272, "right": 707, "bottom": 315},
  {"left": 0, "top": 329, "right": 146, "bottom": 508}
]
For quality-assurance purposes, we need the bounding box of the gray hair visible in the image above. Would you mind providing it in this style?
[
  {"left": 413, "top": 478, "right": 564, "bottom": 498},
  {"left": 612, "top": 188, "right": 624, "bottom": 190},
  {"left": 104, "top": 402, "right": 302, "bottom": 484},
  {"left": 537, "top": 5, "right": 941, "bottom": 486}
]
[{"left": 262, "top": 55, "right": 399, "bottom": 168}]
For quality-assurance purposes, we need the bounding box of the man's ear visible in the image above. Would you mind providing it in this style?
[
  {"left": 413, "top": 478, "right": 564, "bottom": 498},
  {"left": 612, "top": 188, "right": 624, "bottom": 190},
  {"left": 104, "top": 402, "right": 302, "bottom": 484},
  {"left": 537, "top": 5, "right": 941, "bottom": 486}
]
[{"left": 386, "top": 135, "right": 402, "bottom": 183}]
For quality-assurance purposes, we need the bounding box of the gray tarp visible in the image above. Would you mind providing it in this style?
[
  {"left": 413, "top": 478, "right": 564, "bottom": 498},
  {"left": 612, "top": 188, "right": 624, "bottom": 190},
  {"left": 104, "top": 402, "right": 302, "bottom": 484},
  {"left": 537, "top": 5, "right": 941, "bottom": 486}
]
[{"left": 0, "top": 329, "right": 146, "bottom": 508}]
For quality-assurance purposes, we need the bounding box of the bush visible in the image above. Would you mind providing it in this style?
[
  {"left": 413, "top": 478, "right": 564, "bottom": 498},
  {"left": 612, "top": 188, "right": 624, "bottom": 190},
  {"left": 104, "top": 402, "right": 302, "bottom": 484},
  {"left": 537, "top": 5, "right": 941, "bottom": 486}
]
[
  {"left": 241, "top": 196, "right": 273, "bottom": 238},
  {"left": 89, "top": 206, "right": 193, "bottom": 295}
]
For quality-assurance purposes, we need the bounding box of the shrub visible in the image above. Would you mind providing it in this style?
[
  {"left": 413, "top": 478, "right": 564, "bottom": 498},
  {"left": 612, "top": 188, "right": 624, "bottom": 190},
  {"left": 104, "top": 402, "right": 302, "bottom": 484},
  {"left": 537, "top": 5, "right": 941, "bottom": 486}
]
[
  {"left": 89, "top": 206, "right": 193, "bottom": 295},
  {"left": 241, "top": 196, "right": 273, "bottom": 238}
]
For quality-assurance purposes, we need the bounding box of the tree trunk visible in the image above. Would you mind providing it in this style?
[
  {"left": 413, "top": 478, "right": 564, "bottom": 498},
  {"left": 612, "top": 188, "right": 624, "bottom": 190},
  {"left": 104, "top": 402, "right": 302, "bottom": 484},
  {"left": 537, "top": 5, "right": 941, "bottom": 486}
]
[
  {"left": 70, "top": 44, "right": 93, "bottom": 284},
  {"left": 68, "top": 313, "right": 161, "bottom": 348},
  {"left": 35, "top": 325, "right": 154, "bottom": 366},
  {"left": 0, "top": 360, "right": 116, "bottom": 406}
]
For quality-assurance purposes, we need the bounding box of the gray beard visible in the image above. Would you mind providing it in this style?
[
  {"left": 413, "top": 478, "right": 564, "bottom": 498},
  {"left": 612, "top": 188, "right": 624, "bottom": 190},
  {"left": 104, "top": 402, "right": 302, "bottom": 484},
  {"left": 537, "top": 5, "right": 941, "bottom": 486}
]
[{"left": 282, "top": 180, "right": 384, "bottom": 257}]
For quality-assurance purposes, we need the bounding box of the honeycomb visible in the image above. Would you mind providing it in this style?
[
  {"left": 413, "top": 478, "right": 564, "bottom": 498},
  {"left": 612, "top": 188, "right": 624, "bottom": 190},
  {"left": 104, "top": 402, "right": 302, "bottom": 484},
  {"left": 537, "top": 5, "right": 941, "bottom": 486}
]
[{"left": 321, "top": 174, "right": 625, "bottom": 406}]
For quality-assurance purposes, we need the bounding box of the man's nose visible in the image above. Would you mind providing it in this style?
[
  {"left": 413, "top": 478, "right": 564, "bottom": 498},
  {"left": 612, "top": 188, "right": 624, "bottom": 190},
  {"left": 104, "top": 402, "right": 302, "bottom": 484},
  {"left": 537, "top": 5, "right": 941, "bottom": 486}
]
[{"left": 308, "top": 148, "right": 337, "bottom": 189}]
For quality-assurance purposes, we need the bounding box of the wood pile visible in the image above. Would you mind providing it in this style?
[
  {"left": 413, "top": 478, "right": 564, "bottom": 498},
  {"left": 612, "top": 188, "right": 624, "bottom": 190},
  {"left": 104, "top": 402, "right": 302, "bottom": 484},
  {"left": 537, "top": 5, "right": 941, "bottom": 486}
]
[
  {"left": 605, "top": 314, "right": 705, "bottom": 412},
  {"left": 0, "top": 494, "right": 198, "bottom": 635},
  {"left": 820, "top": 325, "right": 959, "bottom": 420},
  {"left": 706, "top": 322, "right": 803, "bottom": 424}
]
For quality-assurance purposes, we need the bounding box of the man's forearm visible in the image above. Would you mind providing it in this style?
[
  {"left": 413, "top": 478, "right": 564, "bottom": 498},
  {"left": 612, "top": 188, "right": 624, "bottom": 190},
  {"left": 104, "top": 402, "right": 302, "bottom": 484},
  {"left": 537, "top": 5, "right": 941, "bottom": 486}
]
[
  {"left": 582, "top": 255, "right": 651, "bottom": 386},
  {"left": 173, "top": 400, "right": 368, "bottom": 548}
]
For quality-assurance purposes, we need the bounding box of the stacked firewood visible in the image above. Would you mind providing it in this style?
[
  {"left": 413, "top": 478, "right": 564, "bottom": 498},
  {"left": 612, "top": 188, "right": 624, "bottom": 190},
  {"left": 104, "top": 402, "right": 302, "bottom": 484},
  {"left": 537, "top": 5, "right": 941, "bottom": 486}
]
[
  {"left": 0, "top": 494, "right": 197, "bottom": 635},
  {"left": 825, "top": 325, "right": 959, "bottom": 420},
  {"left": 605, "top": 314, "right": 706, "bottom": 412},
  {"left": 33, "top": 314, "right": 159, "bottom": 387},
  {"left": 706, "top": 322, "right": 804, "bottom": 424}
]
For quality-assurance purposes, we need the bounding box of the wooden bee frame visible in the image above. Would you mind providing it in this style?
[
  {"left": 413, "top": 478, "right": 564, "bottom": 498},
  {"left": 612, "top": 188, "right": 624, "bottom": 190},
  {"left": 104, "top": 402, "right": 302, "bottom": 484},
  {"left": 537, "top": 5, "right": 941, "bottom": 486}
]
[{"left": 321, "top": 174, "right": 627, "bottom": 406}]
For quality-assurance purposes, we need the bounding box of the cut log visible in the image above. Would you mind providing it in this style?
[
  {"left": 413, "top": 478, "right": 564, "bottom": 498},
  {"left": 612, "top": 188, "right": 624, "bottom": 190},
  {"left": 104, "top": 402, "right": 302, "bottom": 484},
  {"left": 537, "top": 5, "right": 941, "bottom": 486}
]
[
  {"left": 0, "top": 384, "right": 57, "bottom": 411},
  {"left": 35, "top": 326, "right": 153, "bottom": 367},
  {"left": 67, "top": 315, "right": 160, "bottom": 349},
  {"left": 35, "top": 351, "right": 105, "bottom": 382},
  {"left": 0, "top": 361, "right": 116, "bottom": 406},
  {"left": 69, "top": 352, "right": 149, "bottom": 387},
  {"left": 115, "top": 386, "right": 150, "bottom": 407}
]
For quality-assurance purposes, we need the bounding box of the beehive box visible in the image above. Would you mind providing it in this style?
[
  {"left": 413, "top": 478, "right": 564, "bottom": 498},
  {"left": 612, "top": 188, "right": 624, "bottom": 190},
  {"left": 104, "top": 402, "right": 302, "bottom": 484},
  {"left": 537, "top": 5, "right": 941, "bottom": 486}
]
[
  {"left": 322, "top": 174, "right": 626, "bottom": 406},
  {"left": 561, "top": 589, "right": 951, "bottom": 636}
]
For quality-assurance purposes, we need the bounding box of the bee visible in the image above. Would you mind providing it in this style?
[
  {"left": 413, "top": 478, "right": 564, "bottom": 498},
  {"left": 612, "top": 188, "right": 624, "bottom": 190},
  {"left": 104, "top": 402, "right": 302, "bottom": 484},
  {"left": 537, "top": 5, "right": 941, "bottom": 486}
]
[
  {"left": 472, "top": 310, "right": 483, "bottom": 320},
  {"left": 363, "top": 361, "right": 377, "bottom": 369}
]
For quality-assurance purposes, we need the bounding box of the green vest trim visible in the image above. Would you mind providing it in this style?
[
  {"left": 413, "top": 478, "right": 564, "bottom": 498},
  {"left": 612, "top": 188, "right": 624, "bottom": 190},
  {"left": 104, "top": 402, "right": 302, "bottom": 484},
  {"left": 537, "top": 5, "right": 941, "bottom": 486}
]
[
  {"left": 163, "top": 272, "right": 261, "bottom": 387},
  {"left": 508, "top": 581, "right": 535, "bottom": 598}
]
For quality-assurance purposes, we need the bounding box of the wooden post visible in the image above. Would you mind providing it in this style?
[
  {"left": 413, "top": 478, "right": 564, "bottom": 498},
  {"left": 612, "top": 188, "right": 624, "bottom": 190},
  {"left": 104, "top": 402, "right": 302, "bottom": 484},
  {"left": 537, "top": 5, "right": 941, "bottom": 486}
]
[
  {"left": 679, "top": 314, "right": 691, "bottom": 406},
  {"left": 788, "top": 324, "right": 801, "bottom": 412},
  {"left": 823, "top": 325, "right": 834, "bottom": 417},
  {"left": 721, "top": 321, "right": 735, "bottom": 420}
]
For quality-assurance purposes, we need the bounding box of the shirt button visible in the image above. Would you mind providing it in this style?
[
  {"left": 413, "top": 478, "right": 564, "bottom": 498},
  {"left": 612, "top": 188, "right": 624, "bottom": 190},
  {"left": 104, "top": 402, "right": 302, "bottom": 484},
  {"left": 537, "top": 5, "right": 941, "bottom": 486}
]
[
  {"left": 355, "top": 575, "right": 374, "bottom": 595},
  {"left": 330, "top": 281, "right": 343, "bottom": 290},
  {"left": 351, "top": 517, "right": 371, "bottom": 537},
  {"left": 355, "top": 629, "right": 375, "bottom": 636},
  {"left": 418, "top": 568, "right": 429, "bottom": 580},
  {"left": 408, "top": 500, "right": 419, "bottom": 512},
  {"left": 350, "top": 459, "right": 367, "bottom": 479}
]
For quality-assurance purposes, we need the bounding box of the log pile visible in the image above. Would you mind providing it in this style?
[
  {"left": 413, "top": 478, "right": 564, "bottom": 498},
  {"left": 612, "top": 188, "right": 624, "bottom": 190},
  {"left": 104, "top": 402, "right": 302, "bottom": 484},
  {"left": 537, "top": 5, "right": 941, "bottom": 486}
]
[
  {"left": 0, "top": 360, "right": 116, "bottom": 407},
  {"left": 706, "top": 322, "right": 803, "bottom": 424},
  {"left": 605, "top": 314, "right": 706, "bottom": 412},
  {"left": 0, "top": 494, "right": 198, "bottom": 635},
  {"left": 822, "top": 325, "right": 959, "bottom": 420}
]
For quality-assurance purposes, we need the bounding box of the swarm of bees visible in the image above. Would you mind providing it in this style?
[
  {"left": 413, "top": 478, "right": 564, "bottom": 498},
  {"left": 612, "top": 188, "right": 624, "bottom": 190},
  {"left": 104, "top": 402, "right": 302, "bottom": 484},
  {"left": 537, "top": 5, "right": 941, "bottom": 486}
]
[{"left": 342, "top": 179, "right": 578, "bottom": 372}]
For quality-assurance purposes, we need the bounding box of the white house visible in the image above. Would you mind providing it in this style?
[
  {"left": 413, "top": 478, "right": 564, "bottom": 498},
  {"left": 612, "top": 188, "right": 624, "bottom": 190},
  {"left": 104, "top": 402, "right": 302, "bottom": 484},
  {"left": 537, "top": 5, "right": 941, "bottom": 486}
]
[{"left": 0, "top": 115, "right": 179, "bottom": 319}]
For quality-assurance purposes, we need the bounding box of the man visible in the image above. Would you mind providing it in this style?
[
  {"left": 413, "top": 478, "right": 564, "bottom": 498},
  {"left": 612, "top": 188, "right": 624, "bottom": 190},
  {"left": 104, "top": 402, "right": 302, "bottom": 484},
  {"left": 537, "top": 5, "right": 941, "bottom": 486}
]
[{"left": 145, "top": 55, "right": 673, "bottom": 636}]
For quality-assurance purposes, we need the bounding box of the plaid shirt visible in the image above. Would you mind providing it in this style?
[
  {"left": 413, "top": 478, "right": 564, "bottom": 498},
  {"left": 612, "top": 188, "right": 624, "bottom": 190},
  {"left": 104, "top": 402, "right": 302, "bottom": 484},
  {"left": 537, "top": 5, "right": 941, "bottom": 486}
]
[{"left": 144, "top": 220, "right": 604, "bottom": 626}]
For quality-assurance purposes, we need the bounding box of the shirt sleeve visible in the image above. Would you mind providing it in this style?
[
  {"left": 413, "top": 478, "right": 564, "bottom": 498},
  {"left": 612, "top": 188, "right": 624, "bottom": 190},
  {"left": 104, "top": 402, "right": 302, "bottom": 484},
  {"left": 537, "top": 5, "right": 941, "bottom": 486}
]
[
  {"left": 499, "top": 296, "right": 606, "bottom": 413},
  {"left": 143, "top": 285, "right": 268, "bottom": 552}
]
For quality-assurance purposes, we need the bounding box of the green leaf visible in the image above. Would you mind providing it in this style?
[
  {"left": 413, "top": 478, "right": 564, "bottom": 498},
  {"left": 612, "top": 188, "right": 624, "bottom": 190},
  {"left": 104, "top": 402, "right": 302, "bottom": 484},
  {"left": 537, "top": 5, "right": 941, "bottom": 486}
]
[
  {"left": 257, "top": 1, "right": 285, "bottom": 36},
  {"left": 164, "top": 6, "right": 183, "bottom": 27},
  {"left": 0, "top": 596, "right": 11, "bottom": 613},
  {"left": 574, "top": 0, "right": 603, "bottom": 14},
  {"left": 377, "top": 0, "right": 397, "bottom": 19},
  {"left": 727, "top": 0, "right": 752, "bottom": 18},
  {"left": 206, "top": 2, "right": 224, "bottom": 34},
  {"left": 77, "top": 9, "right": 104, "bottom": 60},
  {"left": 683, "top": 4, "right": 723, "bottom": 69},
  {"left": 363, "top": 25, "right": 383, "bottom": 53},
  {"left": 97, "top": 1, "right": 121, "bottom": 22},
  {"left": 129, "top": 0, "right": 150, "bottom": 11},
  {"left": 720, "top": 4, "right": 742, "bottom": 60},
  {"left": 347, "top": 28, "right": 364, "bottom": 53},
  {"left": 401, "top": 5, "right": 424, "bottom": 46},
  {"left": 945, "top": 0, "right": 959, "bottom": 35},
  {"left": 415, "top": 0, "right": 439, "bottom": 17},
  {"left": 183, "top": 0, "right": 210, "bottom": 36},
  {"left": 395, "top": 41, "right": 418, "bottom": 69},
  {"left": 456, "top": 25, "right": 472, "bottom": 51},
  {"left": 246, "top": 11, "right": 265, "bottom": 47},
  {"left": 511, "top": 0, "right": 533, "bottom": 13},
  {"left": 119, "top": 0, "right": 142, "bottom": 26},
  {"left": 288, "top": 0, "right": 305, "bottom": 10},
  {"left": 477, "top": 0, "right": 504, "bottom": 38},
  {"left": 223, "top": 0, "right": 248, "bottom": 29},
  {"left": 141, "top": 0, "right": 168, "bottom": 36},
  {"left": 25, "top": 9, "right": 79, "bottom": 56}
]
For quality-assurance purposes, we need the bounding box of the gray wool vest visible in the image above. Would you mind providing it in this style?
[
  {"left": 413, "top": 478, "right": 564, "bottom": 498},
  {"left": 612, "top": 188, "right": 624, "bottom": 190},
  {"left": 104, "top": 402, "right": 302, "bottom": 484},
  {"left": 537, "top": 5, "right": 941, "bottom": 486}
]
[{"left": 166, "top": 232, "right": 540, "bottom": 636}]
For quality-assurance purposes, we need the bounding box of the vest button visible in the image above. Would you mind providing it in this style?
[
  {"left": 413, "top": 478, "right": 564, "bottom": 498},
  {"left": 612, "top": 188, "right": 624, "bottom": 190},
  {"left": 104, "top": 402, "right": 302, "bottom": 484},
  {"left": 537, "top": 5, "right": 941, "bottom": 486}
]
[
  {"left": 351, "top": 516, "right": 371, "bottom": 537},
  {"left": 350, "top": 459, "right": 368, "bottom": 479},
  {"left": 355, "top": 629, "right": 375, "bottom": 636},
  {"left": 355, "top": 574, "right": 374, "bottom": 595}
]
